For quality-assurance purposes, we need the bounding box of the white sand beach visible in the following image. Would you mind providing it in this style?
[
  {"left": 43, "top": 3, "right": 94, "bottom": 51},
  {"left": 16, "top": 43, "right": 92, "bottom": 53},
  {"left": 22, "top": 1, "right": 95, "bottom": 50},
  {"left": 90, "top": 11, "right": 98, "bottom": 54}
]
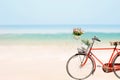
[{"left": 0, "top": 43, "right": 119, "bottom": 80}]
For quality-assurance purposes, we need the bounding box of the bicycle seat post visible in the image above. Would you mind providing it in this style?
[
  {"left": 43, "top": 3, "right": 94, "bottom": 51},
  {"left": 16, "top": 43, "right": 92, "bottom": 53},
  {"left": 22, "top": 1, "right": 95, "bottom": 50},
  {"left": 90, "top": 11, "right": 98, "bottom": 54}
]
[{"left": 114, "top": 42, "right": 118, "bottom": 48}]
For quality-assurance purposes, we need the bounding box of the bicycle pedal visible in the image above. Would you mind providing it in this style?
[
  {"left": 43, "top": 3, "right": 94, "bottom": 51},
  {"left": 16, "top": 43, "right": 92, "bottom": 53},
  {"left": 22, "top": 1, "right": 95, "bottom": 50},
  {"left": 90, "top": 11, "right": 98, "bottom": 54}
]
[{"left": 97, "top": 65, "right": 102, "bottom": 67}]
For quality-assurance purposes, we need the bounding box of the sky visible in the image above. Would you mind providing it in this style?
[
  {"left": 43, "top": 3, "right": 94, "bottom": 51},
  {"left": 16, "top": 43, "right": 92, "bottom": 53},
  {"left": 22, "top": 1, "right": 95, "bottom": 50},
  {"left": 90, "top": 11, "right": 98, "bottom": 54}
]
[{"left": 0, "top": 0, "right": 120, "bottom": 25}]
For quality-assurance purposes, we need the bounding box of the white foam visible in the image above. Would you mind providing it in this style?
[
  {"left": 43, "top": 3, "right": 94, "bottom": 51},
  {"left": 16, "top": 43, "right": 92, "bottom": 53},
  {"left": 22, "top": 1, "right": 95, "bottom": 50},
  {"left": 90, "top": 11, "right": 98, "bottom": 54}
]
[{"left": 0, "top": 29, "right": 72, "bottom": 34}]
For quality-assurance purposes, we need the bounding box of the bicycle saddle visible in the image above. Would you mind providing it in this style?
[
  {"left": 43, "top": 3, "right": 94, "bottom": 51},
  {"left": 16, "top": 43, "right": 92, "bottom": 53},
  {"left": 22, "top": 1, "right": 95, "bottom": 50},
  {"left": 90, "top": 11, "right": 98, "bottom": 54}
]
[{"left": 110, "top": 41, "right": 120, "bottom": 46}]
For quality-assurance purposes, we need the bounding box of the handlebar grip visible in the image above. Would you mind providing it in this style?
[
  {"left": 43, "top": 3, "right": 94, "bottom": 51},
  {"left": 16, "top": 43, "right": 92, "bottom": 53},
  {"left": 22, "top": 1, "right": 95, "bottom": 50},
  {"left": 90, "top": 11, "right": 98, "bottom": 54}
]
[
  {"left": 96, "top": 39, "right": 101, "bottom": 42},
  {"left": 93, "top": 36, "right": 101, "bottom": 42}
]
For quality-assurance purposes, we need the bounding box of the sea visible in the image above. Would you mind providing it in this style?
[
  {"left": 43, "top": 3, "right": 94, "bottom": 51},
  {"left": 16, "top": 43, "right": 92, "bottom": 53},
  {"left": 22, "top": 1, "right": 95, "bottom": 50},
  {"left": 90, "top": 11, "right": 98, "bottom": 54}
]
[{"left": 0, "top": 25, "right": 120, "bottom": 45}]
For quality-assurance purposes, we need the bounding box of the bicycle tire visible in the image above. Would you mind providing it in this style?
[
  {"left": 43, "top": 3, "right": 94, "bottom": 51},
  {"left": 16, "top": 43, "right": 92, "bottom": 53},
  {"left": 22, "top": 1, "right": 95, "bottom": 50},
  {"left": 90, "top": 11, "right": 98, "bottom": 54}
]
[
  {"left": 113, "top": 54, "right": 120, "bottom": 79},
  {"left": 66, "top": 53, "right": 94, "bottom": 80}
]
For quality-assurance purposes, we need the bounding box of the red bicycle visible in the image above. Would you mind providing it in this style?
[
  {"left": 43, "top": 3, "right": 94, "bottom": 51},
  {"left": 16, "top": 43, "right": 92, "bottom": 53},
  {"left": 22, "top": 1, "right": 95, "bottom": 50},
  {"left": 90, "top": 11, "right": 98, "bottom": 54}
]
[{"left": 66, "top": 36, "right": 120, "bottom": 80}]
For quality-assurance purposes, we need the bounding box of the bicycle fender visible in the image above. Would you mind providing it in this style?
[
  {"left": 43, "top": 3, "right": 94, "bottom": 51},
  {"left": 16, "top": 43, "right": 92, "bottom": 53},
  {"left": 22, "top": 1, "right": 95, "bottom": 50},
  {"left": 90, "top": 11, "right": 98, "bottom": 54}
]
[
  {"left": 112, "top": 52, "right": 120, "bottom": 63},
  {"left": 76, "top": 52, "right": 86, "bottom": 55},
  {"left": 75, "top": 53, "right": 96, "bottom": 74}
]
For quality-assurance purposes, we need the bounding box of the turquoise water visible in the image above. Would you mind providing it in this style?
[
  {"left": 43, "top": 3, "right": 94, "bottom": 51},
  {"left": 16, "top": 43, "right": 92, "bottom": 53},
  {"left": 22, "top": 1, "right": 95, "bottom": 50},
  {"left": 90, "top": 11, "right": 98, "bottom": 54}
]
[
  {"left": 0, "top": 25, "right": 120, "bottom": 45},
  {"left": 0, "top": 32, "right": 120, "bottom": 45},
  {"left": 81, "top": 32, "right": 120, "bottom": 41}
]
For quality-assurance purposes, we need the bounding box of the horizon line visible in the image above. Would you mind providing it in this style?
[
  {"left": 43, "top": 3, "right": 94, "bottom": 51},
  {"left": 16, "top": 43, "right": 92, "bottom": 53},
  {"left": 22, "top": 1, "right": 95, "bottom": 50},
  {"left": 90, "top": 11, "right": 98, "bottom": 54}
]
[{"left": 0, "top": 31, "right": 120, "bottom": 34}]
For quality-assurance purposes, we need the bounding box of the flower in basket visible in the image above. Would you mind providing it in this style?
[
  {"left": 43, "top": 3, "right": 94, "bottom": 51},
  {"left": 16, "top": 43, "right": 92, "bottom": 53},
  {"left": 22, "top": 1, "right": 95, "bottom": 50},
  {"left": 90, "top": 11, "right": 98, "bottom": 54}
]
[
  {"left": 81, "top": 39, "right": 91, "bottom": 46},
  {"left": 73, "top": 28, "right": 84, "bottom": 36}
]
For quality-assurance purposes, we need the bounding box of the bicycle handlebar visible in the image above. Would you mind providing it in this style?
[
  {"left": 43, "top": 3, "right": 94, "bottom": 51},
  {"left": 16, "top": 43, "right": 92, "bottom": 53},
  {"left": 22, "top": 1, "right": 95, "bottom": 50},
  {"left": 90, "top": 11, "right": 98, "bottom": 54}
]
[{"left": 92, "top": 36, "right": 101, "bottom": 42}]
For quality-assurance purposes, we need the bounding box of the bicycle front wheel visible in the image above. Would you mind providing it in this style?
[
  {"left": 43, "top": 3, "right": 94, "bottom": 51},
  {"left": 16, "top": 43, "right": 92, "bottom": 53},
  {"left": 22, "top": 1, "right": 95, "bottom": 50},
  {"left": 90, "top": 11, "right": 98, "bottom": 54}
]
[
  {"left": 66, "top": 54, "right": 94, "bottom": 80},
  {"left": 113, "top": 54, "right": 120, "bottom": 79}
]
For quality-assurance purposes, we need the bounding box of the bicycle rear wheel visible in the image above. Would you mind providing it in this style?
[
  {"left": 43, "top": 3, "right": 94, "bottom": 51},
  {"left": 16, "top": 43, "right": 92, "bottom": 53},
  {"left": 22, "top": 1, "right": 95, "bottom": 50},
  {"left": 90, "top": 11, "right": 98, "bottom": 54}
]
[
  {"left": 113, "top": 54, "right": 120, "bottom": 79},
  {"left": 66, "top": 54, "right": 94, "bottom": 80}
]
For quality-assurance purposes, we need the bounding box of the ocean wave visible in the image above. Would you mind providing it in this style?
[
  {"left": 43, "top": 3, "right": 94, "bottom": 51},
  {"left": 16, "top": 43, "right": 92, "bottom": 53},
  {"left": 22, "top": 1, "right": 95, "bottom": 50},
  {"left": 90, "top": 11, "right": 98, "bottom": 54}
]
[{"left": 0, "top": 30, "right": 72, "bottom": 34}]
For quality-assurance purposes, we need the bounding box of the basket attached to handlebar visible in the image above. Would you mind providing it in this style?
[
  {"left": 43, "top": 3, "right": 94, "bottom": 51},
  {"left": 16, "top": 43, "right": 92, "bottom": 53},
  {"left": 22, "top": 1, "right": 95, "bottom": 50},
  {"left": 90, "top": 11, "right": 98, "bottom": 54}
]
[{"left": 77, "top": 47, "right": 87, "bottom": 54}]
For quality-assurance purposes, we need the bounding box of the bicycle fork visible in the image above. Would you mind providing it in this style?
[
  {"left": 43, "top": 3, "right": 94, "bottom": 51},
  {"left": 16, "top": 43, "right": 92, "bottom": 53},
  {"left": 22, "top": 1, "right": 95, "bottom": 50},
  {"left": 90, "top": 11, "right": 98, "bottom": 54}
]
[{"left": 80, "top": 54, "right": 96, "bottom": 75}]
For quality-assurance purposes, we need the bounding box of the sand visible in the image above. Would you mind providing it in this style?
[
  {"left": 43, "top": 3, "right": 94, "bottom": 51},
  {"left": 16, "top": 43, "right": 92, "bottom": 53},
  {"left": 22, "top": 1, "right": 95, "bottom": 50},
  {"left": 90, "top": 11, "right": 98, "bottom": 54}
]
[{"left": 0, "top": 44, "right": 119, "bottom": 80}]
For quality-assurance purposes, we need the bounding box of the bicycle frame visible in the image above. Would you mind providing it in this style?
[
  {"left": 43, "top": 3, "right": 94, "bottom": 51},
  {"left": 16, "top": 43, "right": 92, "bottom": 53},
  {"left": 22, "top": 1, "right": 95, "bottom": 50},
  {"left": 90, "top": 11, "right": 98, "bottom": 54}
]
[
  {"left": 81, "top": 36, "right": 120, "bottom": 73},
  {"left": 91, "top": 47, "right": 120, "bottom": 66},
  {"left": 66, "top": 36, "right": 120, "bottom": 80}
]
